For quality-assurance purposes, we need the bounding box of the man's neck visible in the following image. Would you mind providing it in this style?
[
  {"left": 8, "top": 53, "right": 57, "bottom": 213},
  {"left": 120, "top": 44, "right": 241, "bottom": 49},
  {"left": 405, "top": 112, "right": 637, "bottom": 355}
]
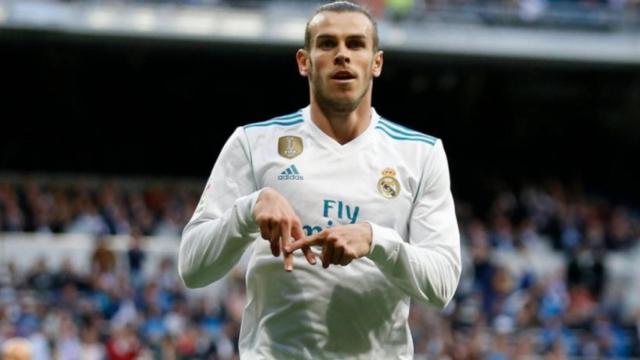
[{"left": 309, "top": 100, "right": 372, "bottom": 145}]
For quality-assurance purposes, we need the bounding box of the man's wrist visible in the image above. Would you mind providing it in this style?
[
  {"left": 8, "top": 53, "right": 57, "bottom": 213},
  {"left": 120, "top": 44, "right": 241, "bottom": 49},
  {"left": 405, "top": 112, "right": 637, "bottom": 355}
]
[
  {"left": 361, "top": 222, "right": 373, "bottom": 256},
  {"left": 244, "top": 190, "right": 265, "bottom": 234},
  {"left": 365, "top": 222, "right": 402, "bottom": 264}
]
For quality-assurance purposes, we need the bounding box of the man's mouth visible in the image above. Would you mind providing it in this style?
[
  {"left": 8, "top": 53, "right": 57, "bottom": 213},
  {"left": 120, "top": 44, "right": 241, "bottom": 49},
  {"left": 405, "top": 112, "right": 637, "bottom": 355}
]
[{"left": 331, "top": 70, "right": 356, "bottom": 81}]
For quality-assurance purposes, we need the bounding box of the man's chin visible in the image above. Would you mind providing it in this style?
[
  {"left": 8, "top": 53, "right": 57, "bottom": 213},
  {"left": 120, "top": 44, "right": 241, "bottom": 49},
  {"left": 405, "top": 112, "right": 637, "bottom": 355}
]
[{"left": 314, "top": 88, "right": 362, "bottom": 113}]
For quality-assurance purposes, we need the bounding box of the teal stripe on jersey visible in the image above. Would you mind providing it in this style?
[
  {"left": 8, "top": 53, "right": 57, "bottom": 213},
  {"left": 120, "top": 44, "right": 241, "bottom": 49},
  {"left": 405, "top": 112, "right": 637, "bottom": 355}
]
[
  {"left": 378, "top": 119, "right": 438, "bottom": 143},
  {"left": 272, "top": 112, "right": 302, "bottom": 121},
  {"left": 244, "top": 116, "right": 303, "bottom": 129},
  {"left": 291, "top": 165, "right": 299, "bottom": 175},
  {"left": 375, "top": 126, "right": 436, "bottom": 145},
  {"left": 379, "top": 118, "right": 430, "bottom": 137}
]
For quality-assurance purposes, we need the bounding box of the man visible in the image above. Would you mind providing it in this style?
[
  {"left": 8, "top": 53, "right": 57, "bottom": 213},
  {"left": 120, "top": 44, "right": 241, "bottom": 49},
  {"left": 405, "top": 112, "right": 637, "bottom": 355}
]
[{"left": 179, "top": 1, "right": 461, "bottom": 358}]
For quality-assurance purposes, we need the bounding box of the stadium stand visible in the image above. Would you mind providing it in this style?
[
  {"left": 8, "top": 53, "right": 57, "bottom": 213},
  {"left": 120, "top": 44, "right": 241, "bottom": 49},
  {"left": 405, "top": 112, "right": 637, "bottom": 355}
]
[
  {"left": 1, "top": 0, "right": 640, "bottom": 64},
  {"left": 1, "top": 176, "right": 638, "bottom": 358}
]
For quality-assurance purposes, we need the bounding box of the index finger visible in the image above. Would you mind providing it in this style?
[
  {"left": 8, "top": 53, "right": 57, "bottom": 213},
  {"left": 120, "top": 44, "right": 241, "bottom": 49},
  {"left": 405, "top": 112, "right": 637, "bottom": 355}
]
[
  {"left": 282, "top": 237, "right": 294, "bottom": 272},
  {"left": 286, "top": 230, "right": 327, "bottom": 253},
  {"left": 281, "top": 222, "right": 293, "bottom": 272},
  {"left": 281, "top": 221, "right": 292, "bottom": 253}
]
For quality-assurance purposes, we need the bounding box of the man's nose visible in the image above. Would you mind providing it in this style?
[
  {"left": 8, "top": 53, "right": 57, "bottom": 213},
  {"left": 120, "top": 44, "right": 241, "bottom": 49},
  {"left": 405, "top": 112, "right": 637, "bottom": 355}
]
[{"left": 334, "top": 45, "right": 350, "bottom": 65}]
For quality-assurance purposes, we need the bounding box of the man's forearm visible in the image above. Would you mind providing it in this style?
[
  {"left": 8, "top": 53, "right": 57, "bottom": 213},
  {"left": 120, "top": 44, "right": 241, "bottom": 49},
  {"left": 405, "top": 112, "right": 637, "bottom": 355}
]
[
  {"left": 179, "top": 191, "right": 260, "bottom": 288},
  {"left": 366, "top": 222, "right": 461, "bottom": 308}
]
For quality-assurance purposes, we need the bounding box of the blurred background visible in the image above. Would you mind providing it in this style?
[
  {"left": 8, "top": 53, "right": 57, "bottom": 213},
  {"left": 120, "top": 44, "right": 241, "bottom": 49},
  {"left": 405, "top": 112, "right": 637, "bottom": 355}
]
[{"left": 1, "top": 0, "right": 640, "bottom": 358}]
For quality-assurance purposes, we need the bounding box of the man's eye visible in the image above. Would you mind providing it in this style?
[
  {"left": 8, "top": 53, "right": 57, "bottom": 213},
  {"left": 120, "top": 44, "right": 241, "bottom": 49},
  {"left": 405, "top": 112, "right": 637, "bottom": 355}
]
[
  {"left": 348, "top": 41, "right": 365, "bottom": 49},
  {"left": 319, "top": 41, "right": 335, "bottom": 49}
]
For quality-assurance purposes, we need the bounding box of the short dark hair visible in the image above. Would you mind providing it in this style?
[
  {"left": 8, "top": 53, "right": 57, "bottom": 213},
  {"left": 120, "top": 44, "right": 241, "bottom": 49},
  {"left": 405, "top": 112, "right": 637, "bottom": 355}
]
[{"left": 304, "top": 1, "right": 379, "bottom": 51}]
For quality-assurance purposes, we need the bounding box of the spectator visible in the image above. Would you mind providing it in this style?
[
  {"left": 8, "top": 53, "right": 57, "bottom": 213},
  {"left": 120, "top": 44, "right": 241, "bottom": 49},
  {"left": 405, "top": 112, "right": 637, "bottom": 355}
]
[
  {"left": 105, "top": 325, "right": 142, "bottom": 360},
  {"left": 91, "top": 236, "right": 116, "bottom": 274},
  {"left": 1, "top": 337, "right": 32, "bottom": 360},
  {"left": 127, "top": 229, "right": 146, "bottom": 288}
]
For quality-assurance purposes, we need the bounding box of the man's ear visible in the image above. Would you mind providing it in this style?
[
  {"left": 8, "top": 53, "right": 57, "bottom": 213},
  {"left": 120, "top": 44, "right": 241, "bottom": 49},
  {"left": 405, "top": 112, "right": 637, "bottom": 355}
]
[
  {"left": 372, "top": 50, "right": 384, "bottom": 78},
  {"left": 296, "top": 49, "right": 310, "bottom": 77}
]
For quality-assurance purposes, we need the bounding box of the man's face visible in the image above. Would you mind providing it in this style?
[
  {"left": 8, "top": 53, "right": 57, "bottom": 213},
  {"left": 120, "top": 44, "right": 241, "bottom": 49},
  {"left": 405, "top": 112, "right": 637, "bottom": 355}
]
[{"left": 298, "top": 11, "right": 383, "bottom": 113}]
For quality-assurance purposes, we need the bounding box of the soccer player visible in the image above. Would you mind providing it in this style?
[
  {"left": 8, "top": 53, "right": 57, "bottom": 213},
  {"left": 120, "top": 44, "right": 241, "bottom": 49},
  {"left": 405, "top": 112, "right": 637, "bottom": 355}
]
[{"left": 179, "top": 1, "right": 461, "bottom": 358}]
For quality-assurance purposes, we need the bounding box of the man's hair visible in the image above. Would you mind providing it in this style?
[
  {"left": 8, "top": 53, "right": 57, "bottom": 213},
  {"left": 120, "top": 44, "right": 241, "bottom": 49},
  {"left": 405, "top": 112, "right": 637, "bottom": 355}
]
[{"left": 304, "top": 1, "right": 379, "bottom": 51}]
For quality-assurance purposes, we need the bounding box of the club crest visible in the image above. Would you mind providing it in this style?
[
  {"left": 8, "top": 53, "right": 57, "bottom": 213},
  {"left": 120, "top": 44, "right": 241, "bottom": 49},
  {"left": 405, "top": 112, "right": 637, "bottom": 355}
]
[
  {"left": 377, "top": 168, "right": 401, "bottom": 199},
  {"left": 278, "top": 136, "right": 303, "bottom": 159}
]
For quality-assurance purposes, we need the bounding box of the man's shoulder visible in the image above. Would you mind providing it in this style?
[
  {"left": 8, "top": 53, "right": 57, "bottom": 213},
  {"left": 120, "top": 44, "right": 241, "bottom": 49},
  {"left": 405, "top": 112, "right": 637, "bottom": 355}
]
[
  {"left": 374, "top": 117, "right": 439, "bottom": 148},
  {"left": 243, "top": 110, "right": 305, "bottom": 131}
]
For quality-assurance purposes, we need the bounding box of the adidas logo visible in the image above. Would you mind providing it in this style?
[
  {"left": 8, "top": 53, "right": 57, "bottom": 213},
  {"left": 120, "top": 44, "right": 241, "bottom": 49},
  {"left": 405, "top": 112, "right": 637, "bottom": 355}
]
[{"left": 278, "top": 164, "right": 304, "bottom": 181}]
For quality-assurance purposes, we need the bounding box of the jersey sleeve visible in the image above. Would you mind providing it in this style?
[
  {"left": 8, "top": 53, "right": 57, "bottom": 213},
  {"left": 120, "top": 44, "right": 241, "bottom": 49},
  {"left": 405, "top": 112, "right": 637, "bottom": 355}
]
[
  {"left": 366, "top": 140, "right": 462, "bottom": 308},
  {"left": 179, "top": 127, "right": 261, "bottom": 288}
]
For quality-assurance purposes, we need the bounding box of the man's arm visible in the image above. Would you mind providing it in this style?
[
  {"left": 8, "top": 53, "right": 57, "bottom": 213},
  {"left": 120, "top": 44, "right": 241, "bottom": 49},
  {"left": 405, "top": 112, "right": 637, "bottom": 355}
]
[
  {"left": 287, "top": 140, "right": 461, "bottom": 308},
  {"left": 179, "top": 127, "right": 260, "bottom": 288},
  {"left": 366, "top": 139, "right": 461, "bottom": 308},
  {"left": 179, "top": 127, "right": 315, "bottom": 288}
]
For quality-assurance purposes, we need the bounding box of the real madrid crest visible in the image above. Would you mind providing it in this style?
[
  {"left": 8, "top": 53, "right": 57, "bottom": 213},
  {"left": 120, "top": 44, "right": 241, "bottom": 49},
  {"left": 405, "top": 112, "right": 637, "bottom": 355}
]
[
  {"left": 278, "top": 136, "right": 303, "bottom": 159},
  {"left": 377, "top": 168, "right": 401, "bottom": 199}
]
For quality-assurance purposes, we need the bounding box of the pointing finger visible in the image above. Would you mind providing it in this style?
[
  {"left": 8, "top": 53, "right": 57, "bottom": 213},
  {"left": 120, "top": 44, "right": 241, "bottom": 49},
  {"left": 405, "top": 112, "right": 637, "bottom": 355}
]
[
  {"left": 282, "top": 238, "right": 294, "bottom": 272},
  {"left": 332, "top": 246, "right": 344, "bottom": 265},
  {"left": 270, "top": 220, "right": 281, "bottom": 258},
  {"left": 286, "top": 230, "right": 327, "bottom": 253},
  {"left": 322, "top": 242, "right": 334, "bottom": 269},
  {"left": 302, "top": 246, "right": 317, "bottom": 265},
  {"left": 281, "top": 221, "right": 294, "bottom": 272}
]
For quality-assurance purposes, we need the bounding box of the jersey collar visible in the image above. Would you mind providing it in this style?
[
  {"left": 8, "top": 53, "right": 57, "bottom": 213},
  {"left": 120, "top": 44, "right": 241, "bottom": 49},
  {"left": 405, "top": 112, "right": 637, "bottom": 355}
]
[{"left": 301, "top": 105, "right": 379, "bottom": 153}]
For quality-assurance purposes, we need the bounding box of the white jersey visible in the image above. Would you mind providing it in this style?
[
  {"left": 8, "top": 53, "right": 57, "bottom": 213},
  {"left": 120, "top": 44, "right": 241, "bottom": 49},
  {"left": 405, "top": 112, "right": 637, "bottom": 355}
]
[{"left": 179, "top": 106, "right": 461, "bottom": 359}]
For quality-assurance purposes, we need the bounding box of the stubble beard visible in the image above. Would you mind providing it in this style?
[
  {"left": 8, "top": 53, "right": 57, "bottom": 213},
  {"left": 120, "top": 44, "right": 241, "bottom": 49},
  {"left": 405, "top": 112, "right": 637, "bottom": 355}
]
[{"left": 310, "top": 66, "right": 371, "bottom": 115}]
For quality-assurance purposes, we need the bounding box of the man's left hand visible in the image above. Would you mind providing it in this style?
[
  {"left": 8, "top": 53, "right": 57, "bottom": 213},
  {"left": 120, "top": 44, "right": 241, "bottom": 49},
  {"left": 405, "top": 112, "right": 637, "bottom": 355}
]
[{"left": 285, "top": 223, "right": 372, "bottom": 268}]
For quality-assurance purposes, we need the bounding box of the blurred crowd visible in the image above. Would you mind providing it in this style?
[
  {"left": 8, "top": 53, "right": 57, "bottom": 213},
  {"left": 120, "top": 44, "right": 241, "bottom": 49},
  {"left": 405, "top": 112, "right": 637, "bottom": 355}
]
[
  {"left": 0, "top": 178, "right": 199, "bottom": 238},
  {"left": 419, "top": 181, "right": 640, "bottom": 359},
  {"left": 1, "top": 177, "right": 639, "bottom": 359},
  {"left": 43, "top": 0, "right": 640, "bottom": 27},
  {"left": 0, "top": 236, "right": 243, "bottom": 359}
]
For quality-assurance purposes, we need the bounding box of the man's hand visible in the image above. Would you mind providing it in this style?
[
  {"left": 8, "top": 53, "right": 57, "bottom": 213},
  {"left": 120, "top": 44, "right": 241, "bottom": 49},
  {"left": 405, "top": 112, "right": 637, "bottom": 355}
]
[
  {"left": 286, "top": 223, "right": 372, "bottom": 268},
  {"left": 253, "top": 188, "right": 316, "bottom": 271}
]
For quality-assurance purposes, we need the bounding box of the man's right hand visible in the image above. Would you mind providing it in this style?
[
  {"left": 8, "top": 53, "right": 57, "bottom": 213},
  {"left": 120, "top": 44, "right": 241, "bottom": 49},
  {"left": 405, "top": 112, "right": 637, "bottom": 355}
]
[{"left": 253, "top": 188, "right": 316, "bottom": 271}]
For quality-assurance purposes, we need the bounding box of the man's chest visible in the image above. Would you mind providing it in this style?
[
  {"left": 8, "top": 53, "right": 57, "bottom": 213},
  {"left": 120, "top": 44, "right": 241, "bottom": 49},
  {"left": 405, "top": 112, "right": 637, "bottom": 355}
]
[{"left": 252, "top": 142, "right": 419, "bottom": 235}]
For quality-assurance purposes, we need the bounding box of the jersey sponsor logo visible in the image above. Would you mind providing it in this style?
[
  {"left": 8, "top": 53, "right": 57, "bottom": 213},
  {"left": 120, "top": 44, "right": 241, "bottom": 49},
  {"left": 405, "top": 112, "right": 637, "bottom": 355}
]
[
  {"left": 303, "top": 199, "right": 361, "bottom": 236},
  {"left": 377, "top": 168, "right": 401, "bottom": 199},
  {"left": 278, "top": 164, "right": 304, "bottom": 181},
  {"left": 278, "top": 136, "right": 303, "bottom": 159}
]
